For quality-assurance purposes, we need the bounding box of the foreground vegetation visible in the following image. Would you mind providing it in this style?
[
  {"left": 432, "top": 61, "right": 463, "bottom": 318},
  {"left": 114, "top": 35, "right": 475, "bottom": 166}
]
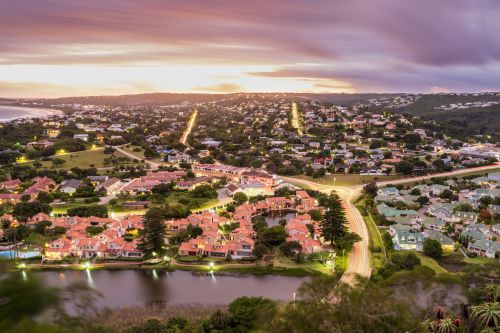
[{"left": 2, "top": 258, "right": 498, "bottom": 333}]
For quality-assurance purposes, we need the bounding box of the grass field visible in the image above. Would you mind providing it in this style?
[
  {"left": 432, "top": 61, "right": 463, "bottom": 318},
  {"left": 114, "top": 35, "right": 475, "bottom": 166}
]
[
  {"left": 463, "top": 256, "right": 500, "bottom": 265},
  {"left": 413, "top": 252, "right": 448, "bottom": 275},
  {"left": 27, "top": 148, "right": 141, "bottom": 170},
  {"left": 273, "top": 252, "right": 343, "bottom": 275},
  {"left": 120, "top": 145, "right": 145, "bottom": 158},
  {"left": 295, "top": 174, "right": 405, "bottom": 186}
]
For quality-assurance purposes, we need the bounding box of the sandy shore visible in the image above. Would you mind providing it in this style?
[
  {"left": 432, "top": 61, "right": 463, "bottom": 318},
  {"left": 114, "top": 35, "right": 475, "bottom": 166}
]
[{"left": 0, "top": 105, "right": 63, "bottom": 122}]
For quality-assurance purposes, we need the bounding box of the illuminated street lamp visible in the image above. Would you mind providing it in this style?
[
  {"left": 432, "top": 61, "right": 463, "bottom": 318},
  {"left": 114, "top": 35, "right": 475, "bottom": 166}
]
[
  {"left": 82, "top": 262, "right": 91, "bottom": 270},
  {"left": 209, "top": 261, "right": 215, "bottom": 269}
]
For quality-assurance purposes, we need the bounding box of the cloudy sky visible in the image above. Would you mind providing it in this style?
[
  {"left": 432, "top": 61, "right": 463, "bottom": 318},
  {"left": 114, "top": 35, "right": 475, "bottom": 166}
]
[{"left": 0, "top": 0, "right": 499, "bottom": 97}]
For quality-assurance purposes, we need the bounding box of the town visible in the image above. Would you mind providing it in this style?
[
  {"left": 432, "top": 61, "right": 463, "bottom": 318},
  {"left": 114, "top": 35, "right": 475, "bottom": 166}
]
[{"left": 0, "top": 92, "right": 499, "bottom": 333}]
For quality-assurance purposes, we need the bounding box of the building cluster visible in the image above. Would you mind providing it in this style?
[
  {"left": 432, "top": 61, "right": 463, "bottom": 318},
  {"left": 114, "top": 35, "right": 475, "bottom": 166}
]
[
  {"left": 0, "top": 212, "right": 144, "bottom": 260},
  {"left": 377, "top": 172, "right": 500, "bottom": 258},
  {"left": 0, "top": 176, "right": 56, "bottom": 204},
  {"left": 174, "top": 190, "right": 324, "bottom": 258}
]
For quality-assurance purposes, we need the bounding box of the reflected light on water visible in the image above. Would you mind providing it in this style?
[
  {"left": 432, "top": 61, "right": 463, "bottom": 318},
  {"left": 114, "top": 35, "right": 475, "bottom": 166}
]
[
  {"left": 22, "top": 270, "right": 27, "bottom": 281},
  {"left": 86, "top": 269, "right": 94, "bottom": 288},
  {"left": 210, "top": 270, "right": 216, "bottom": 282},
  {"left": 152, "top": 269, "right": 158, "bottom": 281}
]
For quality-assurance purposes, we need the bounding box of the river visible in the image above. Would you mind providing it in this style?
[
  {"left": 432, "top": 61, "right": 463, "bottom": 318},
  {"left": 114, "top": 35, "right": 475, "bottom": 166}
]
[{"left": 34, "top": 270, "right": 307, "bottom": 308}]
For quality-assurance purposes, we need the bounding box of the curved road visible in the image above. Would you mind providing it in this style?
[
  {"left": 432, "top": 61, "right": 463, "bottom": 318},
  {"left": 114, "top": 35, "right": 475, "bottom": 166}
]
[
  {"left": 283, "top": 162, "right": 500, "bottom": 286},
  {"left": 114, "top": 145, "right": 160, "bottom": 170}
]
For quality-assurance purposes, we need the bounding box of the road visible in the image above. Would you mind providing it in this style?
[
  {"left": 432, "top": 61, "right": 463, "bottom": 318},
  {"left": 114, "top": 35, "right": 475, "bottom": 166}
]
[
  {"left": 114, "top": 145, "right": 160, "bottom": 170},
  {"left": 283, "top": 176, "right": 369, "bottom": 285},
  {"left": 180, "top": 110, "right": 198, "bottom": 145},
  {"left": 290, "top": 102, "right": 303, "bottom": 136},
  {"left": 283, "top": 162, "right": 500, "bottom": 286}
]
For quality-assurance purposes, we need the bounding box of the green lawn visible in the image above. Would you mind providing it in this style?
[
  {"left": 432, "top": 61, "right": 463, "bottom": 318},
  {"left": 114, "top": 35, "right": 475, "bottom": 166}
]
[
  {"left": 26, "top": 148, "right": 140, "bottom": 170},
  {"left": 120, "top": 145, "right": 145, "bottom": 158},
  {"left": 413, "top": 252, "right": 448, "bottom": 274},
  {"left": 51, "top": 200, "right": 94, "bottom": 214},
  {"left": 295, "top": 174, "right": 405, "bottom": 186},
  {"left": 463, "top": 256, "right": 500, "bottom": 265}
]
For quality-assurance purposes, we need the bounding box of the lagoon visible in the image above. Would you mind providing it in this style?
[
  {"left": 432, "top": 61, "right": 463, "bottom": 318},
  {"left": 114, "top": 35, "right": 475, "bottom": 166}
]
[{"left": 35, "top": 269, "right": 307, "bottom": 308}]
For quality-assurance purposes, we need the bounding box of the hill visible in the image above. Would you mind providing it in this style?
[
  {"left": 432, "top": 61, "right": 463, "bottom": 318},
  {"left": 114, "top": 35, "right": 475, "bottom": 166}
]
[{"left": 393, "top": 94, "right": 500, "bottom": 137}]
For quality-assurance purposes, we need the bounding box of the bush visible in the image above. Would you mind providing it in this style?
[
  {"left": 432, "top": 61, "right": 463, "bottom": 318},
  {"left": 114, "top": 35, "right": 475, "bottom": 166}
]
[
  {"left": 280, "top": 241, "right": 302, "bottom": 256},
  {"left": 389, "top": 252, "right": 421, "bottom": 270},
  {"left": 252, "top": 244, "right": 269, "bottom": 259},
  {"left": 423, "top": 239, "right": 443, "bottom": 258}
]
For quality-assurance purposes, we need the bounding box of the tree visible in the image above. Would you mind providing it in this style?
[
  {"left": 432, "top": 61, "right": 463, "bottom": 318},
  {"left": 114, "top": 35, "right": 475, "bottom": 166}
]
[
  {"left": 258, "top": 226, "right": 286, "bottom": 247},
  {"left": 389, "top": 252, "right": 421, "bottom": 270},
  {"left": 470, "top": 302, "right": 500, "bottom": 330},
  {"left": 439, "top": 189, "right": 454, "bottom": 200},
  {"left": 395, "top": 160, "right": 414, "bottom": 175},
  {"left": 207, "top": 309, "right": 230, "bottom": 331},
  {"left": 417, "top": 196, "right": 430, "bottom": 206},
  {"left": 191, "top": 184, "right": 217, "bottom": 198},
  {"left": 423, "top": 239, "right": 443, "bottom": 258},
  {"left": 233, "top": 192, "right": 248, "bottom": 205},
  {"left": 51, "top": 158, "right": 66, "bottom": 167},
  {"left": 320, "top": 192, "right": 348, "bottom": 246},
  {"left": 228, "top": 297, "right": 276, "bottom": 333},
  {"left": 261, "top": 277, "right": 420, "bottom": 332},
  {"left": 186, "top": 223, "right": 203, "bottom": 238},
  {"left": 138, "top": 208, "right": 167, "bottom": 255},
  {"left": 151, "top": 183, "right": 173, "bottom": 195},
  {"left": 35, "top": 220, "right": 52, "bottom": 235},
  {"left": 128, "top": 317, "right": 188, "bottom": 333},
  {"left": 280, "top": 241, "right": 302, "bottom": 256},
  {"left": 382, "top": 232, "right": 394, "bottom": 251},
  {"left": 410, "top": 188, "right": 421, "bottom": 196},
  {"left": 335, "top": 232, "right": 362, "bottom": 252},
  {"left": 307, "top": 209, "right": 322, "bottom": 221},
  {"left": 363, "top": 182, "right": 378, "bottom": 197},
  {"left": 252, "top": 244, "right": 269, "bottom": 259},
  {"left": 12, "top": 201, "right": 51, "bottom": 222},
  {"left": 85, "top": 226, "right": 104, "bottom": 237},
  {"left": 67, "top": 205, "right": 107, "bottom": 218},
  {"left": 252, "top": 216, "right": 267, "bottom": 232}
]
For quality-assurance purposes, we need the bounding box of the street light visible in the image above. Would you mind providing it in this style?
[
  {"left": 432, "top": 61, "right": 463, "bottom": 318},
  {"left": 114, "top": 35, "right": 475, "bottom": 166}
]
[{"left": 209, "top": 261, "right": 215, "bottom": 269}]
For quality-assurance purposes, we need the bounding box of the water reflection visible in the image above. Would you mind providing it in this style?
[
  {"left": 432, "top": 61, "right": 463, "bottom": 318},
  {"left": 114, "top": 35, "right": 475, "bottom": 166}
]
[
  {"left": 86, "top": 269, "right": 94, "bottom": 288},
  {"left": 36, "top": 270, "right": 306, "bottom": 308},
  {"left": 264, "top": 212, "right": 296, "bottom": 227}
]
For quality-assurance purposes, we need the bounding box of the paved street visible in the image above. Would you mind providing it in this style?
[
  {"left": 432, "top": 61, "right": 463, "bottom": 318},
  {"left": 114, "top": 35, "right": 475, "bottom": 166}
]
[{"left": 284, "top": 162, "right": 500, "bottom": 286}]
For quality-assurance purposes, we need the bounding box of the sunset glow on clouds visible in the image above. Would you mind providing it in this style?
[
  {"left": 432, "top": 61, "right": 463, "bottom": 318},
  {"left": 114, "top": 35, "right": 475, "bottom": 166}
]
[{"left": 0, "top": 0, "right": 499, "bottom": 97}]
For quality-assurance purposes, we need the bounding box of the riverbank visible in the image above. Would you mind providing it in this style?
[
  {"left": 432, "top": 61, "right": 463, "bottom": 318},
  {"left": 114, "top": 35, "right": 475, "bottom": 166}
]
[
  {"left": 15, "top": 259, "right": 333, "bottom": 277},
  {"left": 0, "top": 105, "right": 63, "bottom": 122}
]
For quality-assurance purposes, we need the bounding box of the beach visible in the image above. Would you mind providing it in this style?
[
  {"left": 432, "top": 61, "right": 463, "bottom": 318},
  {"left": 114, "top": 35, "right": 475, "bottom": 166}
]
[{"left": 0, "top": 105, "right": 63, "bottom": 122}]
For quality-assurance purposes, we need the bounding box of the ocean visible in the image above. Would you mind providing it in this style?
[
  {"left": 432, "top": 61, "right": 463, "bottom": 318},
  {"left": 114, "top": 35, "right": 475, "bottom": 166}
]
[{"left": 0, "top": 105, "right": 63, "bottom": 122}]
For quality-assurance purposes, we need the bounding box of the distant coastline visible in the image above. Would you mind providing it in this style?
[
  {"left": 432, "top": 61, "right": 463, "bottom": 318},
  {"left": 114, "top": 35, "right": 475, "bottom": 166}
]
[{"left": 0, "top": 105, "right": 63, "bottom": 122}]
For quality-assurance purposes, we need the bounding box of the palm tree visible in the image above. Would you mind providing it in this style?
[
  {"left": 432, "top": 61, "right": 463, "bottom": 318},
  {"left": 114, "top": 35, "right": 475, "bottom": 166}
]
[
  {"left": 470, "top": 302, "right": 500, "bottom": 329},
  {"left": 422, "top": 319, "right": 437, "bottom": 332},
  {"left": 436, "top": 317, "right": 460, "bottom": 333},
  {"left": 483, "top": 283, "right": 500, "bottom": 302}
]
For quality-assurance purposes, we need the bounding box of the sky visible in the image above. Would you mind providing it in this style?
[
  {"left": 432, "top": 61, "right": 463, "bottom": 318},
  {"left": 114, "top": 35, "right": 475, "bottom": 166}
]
[{"left": 0, "top": 0, "right": 499, "bottom": 98}]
